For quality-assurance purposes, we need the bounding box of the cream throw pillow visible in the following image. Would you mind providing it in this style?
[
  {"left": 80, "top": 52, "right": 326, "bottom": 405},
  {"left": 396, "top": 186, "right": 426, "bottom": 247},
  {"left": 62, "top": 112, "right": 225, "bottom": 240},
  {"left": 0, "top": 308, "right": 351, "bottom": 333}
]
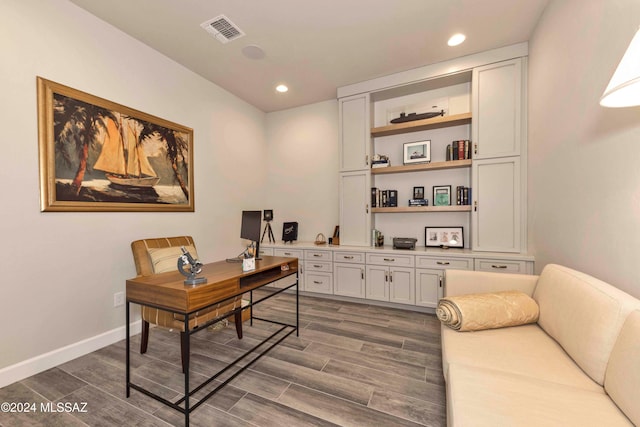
[
  {"left": 437, "top": 290, "right": 539, "bottom": 332},
  {"left": 148, "top": 245, "right": 198, "bottom": 273}
]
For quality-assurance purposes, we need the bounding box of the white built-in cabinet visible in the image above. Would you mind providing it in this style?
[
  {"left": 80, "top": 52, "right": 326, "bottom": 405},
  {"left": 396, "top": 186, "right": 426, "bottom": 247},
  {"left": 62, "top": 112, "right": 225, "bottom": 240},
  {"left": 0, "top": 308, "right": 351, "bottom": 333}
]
[
  {"left": 339, "top": 171, "right": 370, "bottom": 246},
  {"left": 334, "top": 262, "right": 365, "bottom": 298},
  {"left": 339, "top": 94, "right": 370, "bottom": 171}
]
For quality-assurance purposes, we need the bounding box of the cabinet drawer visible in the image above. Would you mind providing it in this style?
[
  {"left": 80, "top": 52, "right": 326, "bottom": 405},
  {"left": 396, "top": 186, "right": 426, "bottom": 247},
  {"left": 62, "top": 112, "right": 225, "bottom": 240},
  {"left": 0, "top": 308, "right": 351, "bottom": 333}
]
[
  {"left": 333, "top": 251, "right": 366, "bottom": 264},
  {"left": 274, "top": 248, "right": 303, "bottom": 259},
  {"left": 258, "top": 247, "right": 274, "bottom": 257},
  {"left": 305, "top": 249, "right": 332, "bottom": 261},
  {"left": 305, "top": 260, "right": 332, "bottom": 273},
  {"left": 415, "top": 256, "right": 472, "bottom": 270},
  {"left": 305, "top": 272, "right": 333, "bottom": 294},
  {"left": 474, "top": 259, "right": 527, "bottom": 274},
  {"left": 366, "top": 253, "right": 414, "bottom": 267}
]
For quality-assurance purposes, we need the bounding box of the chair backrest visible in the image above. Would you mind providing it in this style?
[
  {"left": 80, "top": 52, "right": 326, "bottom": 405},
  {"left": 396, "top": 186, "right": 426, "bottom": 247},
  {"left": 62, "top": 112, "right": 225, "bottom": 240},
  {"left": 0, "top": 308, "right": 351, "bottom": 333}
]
[{"left": 131, "top": 236, "right": 196, "bottom": 276}]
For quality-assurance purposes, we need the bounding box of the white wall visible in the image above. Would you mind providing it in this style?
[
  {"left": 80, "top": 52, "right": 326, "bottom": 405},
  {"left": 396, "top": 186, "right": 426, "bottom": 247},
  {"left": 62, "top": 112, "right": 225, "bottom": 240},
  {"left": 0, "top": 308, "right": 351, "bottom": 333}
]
[
  {"left": 265, "top": 100, "right": 339, "bottom": 242},
  {"left": 528, "top": 0, "right": 640, "bottom": 297},
  {"left": 0, "top": 0, "right": 267, "bottom": 376}
]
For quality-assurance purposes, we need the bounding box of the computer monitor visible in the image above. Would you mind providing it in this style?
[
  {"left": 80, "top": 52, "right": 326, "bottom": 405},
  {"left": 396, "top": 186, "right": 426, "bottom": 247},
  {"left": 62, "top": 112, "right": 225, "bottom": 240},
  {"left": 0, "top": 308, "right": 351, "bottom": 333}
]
[{"left": 240, "top": 210, "right": 262, "bottom": 259}]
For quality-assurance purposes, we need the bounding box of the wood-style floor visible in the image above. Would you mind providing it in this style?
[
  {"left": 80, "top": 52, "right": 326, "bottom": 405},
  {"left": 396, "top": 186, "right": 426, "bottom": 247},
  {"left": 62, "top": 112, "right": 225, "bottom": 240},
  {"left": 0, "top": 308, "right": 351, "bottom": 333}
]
[{"left": 0, "top": 290, "right": 446, "bottom": 426}]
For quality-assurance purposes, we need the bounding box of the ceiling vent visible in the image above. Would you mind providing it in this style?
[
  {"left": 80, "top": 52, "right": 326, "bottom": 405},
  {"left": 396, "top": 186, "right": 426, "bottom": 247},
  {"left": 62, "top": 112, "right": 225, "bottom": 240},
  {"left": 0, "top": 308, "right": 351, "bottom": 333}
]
[{"left": 200, "top": 15, "right": 245, "bottom": 44}]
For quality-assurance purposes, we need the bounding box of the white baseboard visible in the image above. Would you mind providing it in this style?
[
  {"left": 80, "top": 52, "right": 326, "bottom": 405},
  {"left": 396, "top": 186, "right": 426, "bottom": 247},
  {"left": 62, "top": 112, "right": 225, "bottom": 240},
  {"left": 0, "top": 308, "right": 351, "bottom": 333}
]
[{"left": 0, "top": 321, "right": 141, "bottom": 389}]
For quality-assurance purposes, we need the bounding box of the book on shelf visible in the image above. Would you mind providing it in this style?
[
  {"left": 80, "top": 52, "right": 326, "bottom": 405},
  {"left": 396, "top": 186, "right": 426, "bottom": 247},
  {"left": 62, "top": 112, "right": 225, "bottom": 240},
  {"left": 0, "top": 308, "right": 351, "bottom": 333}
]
[
  {"left": 371, "top": 162, "right": 390, "bottom": 168},
  {"left": 371, "top": 188, "right": 398, "bottom": 207},
  {"left": 446, "top": 140, "right": 472, "bottom": 161},
  {"left": 455, "top": 186, "right": 472, "bottom": 205}
]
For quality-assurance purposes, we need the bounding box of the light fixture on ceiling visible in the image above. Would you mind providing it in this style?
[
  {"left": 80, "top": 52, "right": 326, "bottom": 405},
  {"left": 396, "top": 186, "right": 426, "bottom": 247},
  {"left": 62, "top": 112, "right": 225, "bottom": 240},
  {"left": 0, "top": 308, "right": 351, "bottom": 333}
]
[
  {"left": 600, "top": 27, "right": 640, "bottom": 108},
  {"left": 447, "top": 33, "right": 466, "bottom": 47},
  {"left": 242, "top": 44, "right": 265, "bottom": 60},
  {"left": 275, "top": 84, "right": 289, "bottom": 93}
]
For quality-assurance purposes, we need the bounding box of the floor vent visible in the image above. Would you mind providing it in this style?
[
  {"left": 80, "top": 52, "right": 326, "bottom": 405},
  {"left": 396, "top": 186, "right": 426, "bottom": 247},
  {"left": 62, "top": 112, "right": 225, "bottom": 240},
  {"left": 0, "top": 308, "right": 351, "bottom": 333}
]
[{"left": 200, "top": 15, "right": 245, "bottom": 44}]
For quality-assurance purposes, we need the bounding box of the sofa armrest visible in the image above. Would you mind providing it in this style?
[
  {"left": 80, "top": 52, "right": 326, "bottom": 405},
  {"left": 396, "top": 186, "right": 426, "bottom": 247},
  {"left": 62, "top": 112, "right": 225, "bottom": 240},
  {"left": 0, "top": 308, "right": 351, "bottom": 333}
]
[{"left": 444, "top": 269, "right": 539, "bottom": 297}]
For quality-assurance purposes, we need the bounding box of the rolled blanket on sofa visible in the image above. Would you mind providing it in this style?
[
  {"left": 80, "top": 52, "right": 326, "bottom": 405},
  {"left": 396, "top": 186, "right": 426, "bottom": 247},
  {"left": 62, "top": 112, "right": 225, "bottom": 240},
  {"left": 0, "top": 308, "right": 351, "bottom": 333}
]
[{"left": 437, "top": 291, "right": 539, "bottom": 331}]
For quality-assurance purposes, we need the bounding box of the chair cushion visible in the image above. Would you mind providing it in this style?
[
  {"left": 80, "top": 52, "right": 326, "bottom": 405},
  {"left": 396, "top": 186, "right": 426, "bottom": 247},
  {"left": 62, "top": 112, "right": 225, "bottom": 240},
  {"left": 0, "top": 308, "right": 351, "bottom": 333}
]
[{"left": 147, "top": 245, "right": 198, "bottom": 273}]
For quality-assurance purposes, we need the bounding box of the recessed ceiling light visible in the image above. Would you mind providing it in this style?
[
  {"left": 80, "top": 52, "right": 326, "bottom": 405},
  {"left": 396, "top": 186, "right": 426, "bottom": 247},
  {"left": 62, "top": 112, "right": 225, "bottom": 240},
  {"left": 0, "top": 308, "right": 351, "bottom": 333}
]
[
  {"left": 242, "top": 44, "right": 265, "bottom": 60},
  {"left": 448, "top": 33, "right": 466, "bottom": 47},
  {"left": 275, "top": 84, "right": 289, "bottom": 93}
]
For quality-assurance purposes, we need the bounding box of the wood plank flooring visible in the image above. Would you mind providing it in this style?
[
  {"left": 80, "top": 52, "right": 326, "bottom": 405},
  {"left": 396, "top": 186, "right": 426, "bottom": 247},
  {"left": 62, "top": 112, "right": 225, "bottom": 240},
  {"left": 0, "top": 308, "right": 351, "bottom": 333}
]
[{"left": 0, "top": 290, "right": 445, "bottom": 426}]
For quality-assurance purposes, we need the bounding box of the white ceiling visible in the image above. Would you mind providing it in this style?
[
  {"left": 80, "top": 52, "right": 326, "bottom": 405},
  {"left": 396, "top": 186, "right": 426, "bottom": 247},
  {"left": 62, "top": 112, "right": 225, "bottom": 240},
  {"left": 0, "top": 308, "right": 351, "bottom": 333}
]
[{"left": 69, "top": 0, "right": 549, "bottom": 113}]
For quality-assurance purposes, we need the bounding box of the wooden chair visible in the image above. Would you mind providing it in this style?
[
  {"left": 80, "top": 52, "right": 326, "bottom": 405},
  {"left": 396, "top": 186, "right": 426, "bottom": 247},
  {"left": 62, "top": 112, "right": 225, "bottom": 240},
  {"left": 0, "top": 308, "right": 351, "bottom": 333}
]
[{"left": 130, "top": 236, "right": 243, "bottom": 372}]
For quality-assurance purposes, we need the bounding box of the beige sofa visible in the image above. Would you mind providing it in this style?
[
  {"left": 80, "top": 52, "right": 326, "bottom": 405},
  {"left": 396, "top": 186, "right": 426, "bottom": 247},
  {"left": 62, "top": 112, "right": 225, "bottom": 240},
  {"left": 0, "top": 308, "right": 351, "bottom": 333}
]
[{"left": 441, "top": 264, "right": 640, "bottom": 426}]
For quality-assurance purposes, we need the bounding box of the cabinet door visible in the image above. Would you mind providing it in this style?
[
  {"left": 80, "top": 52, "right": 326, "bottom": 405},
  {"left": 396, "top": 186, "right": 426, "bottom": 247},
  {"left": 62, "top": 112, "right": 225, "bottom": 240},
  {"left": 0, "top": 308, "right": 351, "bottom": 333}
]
[
  {"left": 339, "top": 93, "right": 370, "bottom": 171},
  {"left": 339, "top": 171, "right": 371, "bottom": 246},
  {"left": 472, "top": 58, "right": 523, "bottom": 159},
  {"left": 388, "top": 267, "right": 415, "bottom": 305},
  {"left": 365, "top": 265, "right": 389, "bottom": 302},
  {"left": 334, "top": 263, "right": 365, "bottom": 298},
  {"left": 472, "top": 157, "right": 521, "bottom": 252},
  {"left": 415, "top": 269, "right": 443, "bottom": 308}
]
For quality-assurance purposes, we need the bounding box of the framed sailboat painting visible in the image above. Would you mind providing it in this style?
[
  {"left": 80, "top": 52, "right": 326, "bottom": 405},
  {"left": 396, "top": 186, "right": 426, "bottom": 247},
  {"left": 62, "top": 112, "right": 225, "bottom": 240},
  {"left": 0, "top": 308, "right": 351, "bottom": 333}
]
[{"left": 37, "top": 77, "right": 194, "bottom": 212}]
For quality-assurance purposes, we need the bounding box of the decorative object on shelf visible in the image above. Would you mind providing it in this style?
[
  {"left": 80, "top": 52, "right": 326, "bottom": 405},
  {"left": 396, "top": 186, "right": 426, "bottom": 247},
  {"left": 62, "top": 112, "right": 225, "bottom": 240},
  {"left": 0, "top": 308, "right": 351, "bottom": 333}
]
[
  {"left": 390, "top": 109, "right": 445, "bottom": 124},
  {"left": 433, "top": 185, "right": 452, "bottom": 206},
  {"left": 393, "top": 237, "right": 417, "bottom": 250},
  {"left": 282, "top": 222, "right": 298, "bottom": 243},
  {"left": 371, "top": 153, "right": 390, "bottom": 168},
  {"left": 314, "top": 233, "right": 327, "bottom": 245},
  {"left": 409, "top": 198, "right": 429, "bottom": 207},
  {"left": 446, "top": 140, "right": 472, "bottom": 161},
  {"left": 37, "top": 77, "right": 194, "bottom": 212},
  {"left": 331, "top": 225, "right": 340, "bottom": 246},
  {"left": 425, "top": 226, "right": 464, "bottom": 249},
  {"left": 403, "top": 140, "right": 431, "bottom": 165},
  {"left": 177, "top": 246, "right": 207, "bottom": 285},
  {"left": 413, "top": 186, "right": 425, "bottom": 199},
  {"left": 261, "top": 209, "right": 275, "bottom": 243},
  {"left": 372, "top": 229, "right": 384, "bottom": 247}
]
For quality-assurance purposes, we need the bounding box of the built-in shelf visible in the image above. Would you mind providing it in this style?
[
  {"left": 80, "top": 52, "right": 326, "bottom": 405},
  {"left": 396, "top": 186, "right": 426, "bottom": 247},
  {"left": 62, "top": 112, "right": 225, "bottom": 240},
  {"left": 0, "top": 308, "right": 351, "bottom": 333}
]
[
  {"left": 371, "top": 112, "right": 472, "bottom": 137},
  {"left": 372, "top": 205, "right": 472, "bottom": 213},
  {"left": 371, "top": 159, "right": 471, "bottom": 175}
]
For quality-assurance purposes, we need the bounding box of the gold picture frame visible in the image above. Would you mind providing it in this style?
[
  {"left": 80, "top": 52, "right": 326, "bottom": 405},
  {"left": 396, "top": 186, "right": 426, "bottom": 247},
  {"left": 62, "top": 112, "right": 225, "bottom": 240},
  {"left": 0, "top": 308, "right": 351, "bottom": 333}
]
[{"left": 37, "top": 77, "right": 194, "bottom": 212}]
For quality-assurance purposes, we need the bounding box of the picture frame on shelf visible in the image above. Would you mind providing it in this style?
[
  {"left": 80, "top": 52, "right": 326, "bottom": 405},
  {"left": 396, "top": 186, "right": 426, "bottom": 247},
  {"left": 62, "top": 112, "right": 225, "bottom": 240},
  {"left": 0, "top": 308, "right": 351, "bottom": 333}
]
[
  {"left": 403, "top": 140, "right": 431, "bottom": 165},
  {"left": 413, "top": 186, "right": 425, "bottom": 199},
  {"left": 282, "top": 222, "right": 298, "bottom": 242},
  {"left": 433, "top": 185, "right": 451, "bottom": 206},
  {"left": 425, "top": 226, "right": 464, "bottom": 248}
]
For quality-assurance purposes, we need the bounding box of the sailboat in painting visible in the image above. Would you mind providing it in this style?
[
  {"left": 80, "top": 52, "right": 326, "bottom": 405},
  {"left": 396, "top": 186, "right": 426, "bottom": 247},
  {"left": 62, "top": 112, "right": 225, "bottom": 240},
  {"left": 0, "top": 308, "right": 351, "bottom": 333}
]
[{"left": 93, "top": 117, "right": 160, "bottom": 188}]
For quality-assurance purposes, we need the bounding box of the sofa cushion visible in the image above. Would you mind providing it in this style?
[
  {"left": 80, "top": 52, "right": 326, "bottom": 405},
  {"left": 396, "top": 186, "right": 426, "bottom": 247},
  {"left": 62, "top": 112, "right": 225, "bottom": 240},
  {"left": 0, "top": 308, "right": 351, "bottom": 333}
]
[
  {"left": 147, "top": 245, "right": 198, "bottom": 273},
  {"left": 437, "top": 291, "right": 539, "bottom": 331},
  {"left": 446, "top": 363, "right": 633, "bottom": 427},
  {"left": 605, "top": 310, "right": 640, "bottom": 426},
  {"left": 441, "top": 323, "right": 602, "bottom": 392},
  {"left": 533, "top": 264, "right": 640, "bottom": 385}
]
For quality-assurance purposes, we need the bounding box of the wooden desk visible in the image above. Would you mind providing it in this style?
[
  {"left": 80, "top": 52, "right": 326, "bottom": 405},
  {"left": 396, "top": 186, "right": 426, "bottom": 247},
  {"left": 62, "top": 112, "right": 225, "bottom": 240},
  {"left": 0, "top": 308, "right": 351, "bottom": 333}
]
[{"left": 125, "top": 255, "right": 299, "bottom": 427}]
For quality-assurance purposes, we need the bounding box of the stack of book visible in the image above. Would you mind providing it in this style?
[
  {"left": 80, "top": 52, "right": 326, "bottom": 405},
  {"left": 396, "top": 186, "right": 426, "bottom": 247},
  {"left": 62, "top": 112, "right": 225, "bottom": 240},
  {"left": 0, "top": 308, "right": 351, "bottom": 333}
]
[
  {"left": 371, "top": 154, "right": 390, "bottom": 168},
  {"left": 446, "top": 140, "right": 472, "bottom": 161},
  {"left": 456, "top": 186, "right": 472, "bottom": 205},
  {"left": 371, "top": 188, "right": 398, "bottom": 207}
]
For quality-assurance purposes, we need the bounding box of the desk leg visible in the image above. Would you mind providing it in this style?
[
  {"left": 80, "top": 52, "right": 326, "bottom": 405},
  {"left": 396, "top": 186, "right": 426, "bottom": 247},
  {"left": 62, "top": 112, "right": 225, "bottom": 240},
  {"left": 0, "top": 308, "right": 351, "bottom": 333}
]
[
  {"left": 296, "top": 271, "right": 299, "bottom": 337},
  {"left": 125, "top": 300, "right": 130, "bottom": 397},
  {"left": 250, "top": 290, "right": 253, "bottom": 326}
]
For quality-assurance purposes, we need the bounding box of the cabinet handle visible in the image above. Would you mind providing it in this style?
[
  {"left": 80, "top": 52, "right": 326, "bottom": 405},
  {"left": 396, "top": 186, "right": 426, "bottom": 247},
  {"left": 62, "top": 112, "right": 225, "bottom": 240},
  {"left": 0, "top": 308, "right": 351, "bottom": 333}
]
[
  {"left": 284, "top": 252, "right": 292, "bottom": 255},
  {"left": 385, "top": 272, "right": 389, "bottom": 282},
  {"left": 366, "top": 204, "right": 369, "bottom": 214},
  {"left": 361, "top": 269, "right": 364, "bottom": 280},
  {"left": 313, "top": 264, "right": 323, "bottom": 268},
  {"left": 384, "top": 258, "right": 395, "bottom": 262},
  {"left": 389, "top": 271, "right": 393, "bottom": 283},
  {"left": 313, "top": 254, "right": 322, "bottom": 257},
  {"left": 491, "top": 265, "right": 508, "bottom": 269},
  {"left": 344, "top": 255, "right": 354, "bottom": 259},
  {"left": 365, "top": 154, "right": 369, "bottom": 166},
  {"left": 474, "top": 143, "right": 478, "bottom": 155},
  {"left": 474, "top": 201, "right": 478, "bottom": 212},
  {"left": 313, "top": 280, "right": 323, "bottom": 284},
  {"left": 439, "top": 276, "right": 443, "bottom": 288},
  {"left": 300, "top": 266, "right": 304, "bottom": 274},
  {"left": 436, "top": 261, "right": 450, "bottom": 265}
]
